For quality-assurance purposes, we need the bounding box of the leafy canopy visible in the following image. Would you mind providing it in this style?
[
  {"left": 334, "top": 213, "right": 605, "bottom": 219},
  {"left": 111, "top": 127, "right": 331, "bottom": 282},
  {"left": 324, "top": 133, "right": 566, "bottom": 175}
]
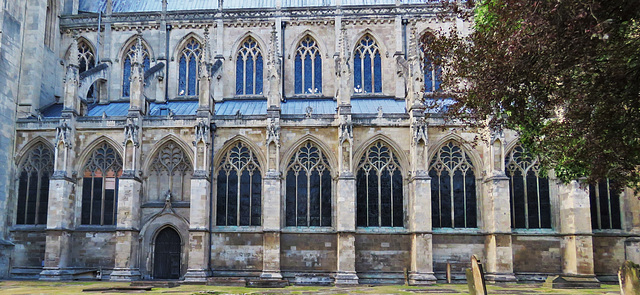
[{"left": 429, "top": 0, "right": 640, "bottom": 190}]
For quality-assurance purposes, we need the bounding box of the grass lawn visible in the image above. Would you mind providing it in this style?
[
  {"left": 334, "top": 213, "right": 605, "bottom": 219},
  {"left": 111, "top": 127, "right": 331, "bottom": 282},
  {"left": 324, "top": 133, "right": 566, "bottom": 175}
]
[{"left": 0, "top": 280, "right": 621, "bottom": 295}]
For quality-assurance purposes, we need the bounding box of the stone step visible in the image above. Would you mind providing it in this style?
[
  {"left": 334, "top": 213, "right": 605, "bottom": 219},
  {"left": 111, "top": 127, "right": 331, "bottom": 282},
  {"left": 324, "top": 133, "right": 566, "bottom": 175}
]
[
  {"left": 246, "top": 278, "right": 289, "bottom": 288},
  {"left": 130, "top": 281, "right": 180, "bottom": 288},
  {"left": 207, "top": 277, "right": 247, "bottom": 287},
  {"left": 83, "top": 286, "right": 153, "bottom": 292}
]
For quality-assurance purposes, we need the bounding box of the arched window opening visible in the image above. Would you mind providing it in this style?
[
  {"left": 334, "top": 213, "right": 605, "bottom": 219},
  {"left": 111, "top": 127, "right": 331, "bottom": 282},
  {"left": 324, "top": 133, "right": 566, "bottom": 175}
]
[
  {"left": 294, "top": 36, "right": 322, "bottom": 94},
  {"left": 356, "top": 141, "right": 404, "bottom": 227},
  {"left": 16, "top": 143, "right": 54, "bottom": 225},
  {"left": 147, "top": 142, "right": 193, "bottom": 203},
  {"left": 285, "top": 141, "right": 332, "bottom": 227},
  {"left": 430, "top": 142, "right": 477, "bottom": 228},
  {"left": 44, "top": 0, "right": 56, "bottom": 49},
  {"left": 590, "top": 179, "right": 622, "bottom": 230},
  {"left": 354, "top": 34, "right": 382, "bottom": 94},
  {"left": 78, "top": 40, "right": 97, "bottom": 99},
  {"left": 122, "top": 42, "right": 150, "bottom": 97},
  {"left": 216, "top": 142, "right": 262, "bottom": 226},
  {"left": 505, "top": 144, "right": 551, "bottom": 229},
  {"left": 178, "top": 38, "right": 202, "bottom": 96},
  {"left": 236, "top": 37, "right": 263, "bottom": 95},
  {"left": 81, "top": 143, "right": 123, "bottom": 226},
  {"left": 420, "top": 33, "right": 442, "bottom": 92}
]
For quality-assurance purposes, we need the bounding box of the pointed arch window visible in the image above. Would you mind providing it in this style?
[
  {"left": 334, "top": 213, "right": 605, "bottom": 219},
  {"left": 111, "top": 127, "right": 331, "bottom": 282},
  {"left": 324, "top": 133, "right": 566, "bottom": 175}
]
[
  {"left": 122, "top": 42, "right": 150, "bottom": 97},
  {"left": 16, "top": 143, "right": 54, "bottom": 225},
  {"left": 236, "top": 37, "right": 264, "bottom": 95},
  {"left": 285, "top": 141, "right": 332, "bottom": 227},
  {"left": 429, "top": 142, "right": 477, "bottom": 228},
  {"left": 178, "top": 38, "right": 202, "bottom": 96},
  {"left": 81, "top": 143, "right": 123, "bottom": 226},
  {"left": 147, "top": 142, "right": 193, "bottom": 203},
  {"left": 294, "top": 36, "right": 322, "bottom": 94},
  {"left": 354, "top": 34, "right": 382, "bottom": 94},
  {"left": 590, "top": 179, "right": 622, "bottom": 230},
  {"left": 216, "top": 142, "right": 262, "bottom": 226},
  {"left": 356, "top": 141, "right": 404, "bottom": 227},
  {"left": 78, "top": 41, "right": 95, "bottom": 74},
  {"left": 44, "top": 0, "right": 56, "bottom": 49},
  {"left": 420, "top": 34, "right": 442, "bottom": 92},
  {"left": 505, "top": 144, "right": 551, "bottom": 229}
]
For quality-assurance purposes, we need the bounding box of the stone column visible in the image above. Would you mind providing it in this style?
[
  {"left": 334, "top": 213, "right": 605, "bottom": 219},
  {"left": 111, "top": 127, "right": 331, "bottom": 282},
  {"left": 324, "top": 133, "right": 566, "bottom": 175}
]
[
  {"left": 40, "top": 117, "right": 76, "bottom": 281},
  {"left": 110, "top": 116, "right": 142, "bottom": 281},
  {"left": 481, "top": 128, "right": 516, "bottom": 283},
  {"left": 556, "top": 180, "right": 599, "bottom": 287},
  {"left": 624, "top": 187, "right": 640, "bottom": 264},
  {"left": 407, "top": 107, "right": 436, "bottom": 285},
  {"left": 335, "top": 108, "right": 358, "bottom": 285},
  {"left": 261, "top": 111, "right": 282, "bottom": 279},
  {"left": 185, "top": 120, "right": 213, "bottom": 282}
]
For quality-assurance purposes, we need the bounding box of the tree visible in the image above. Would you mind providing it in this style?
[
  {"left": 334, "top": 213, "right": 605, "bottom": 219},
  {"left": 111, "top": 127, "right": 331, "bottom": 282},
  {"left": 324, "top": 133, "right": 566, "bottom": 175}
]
[{"left": 428, "top": 0, "right": 640, "bottom": 189}]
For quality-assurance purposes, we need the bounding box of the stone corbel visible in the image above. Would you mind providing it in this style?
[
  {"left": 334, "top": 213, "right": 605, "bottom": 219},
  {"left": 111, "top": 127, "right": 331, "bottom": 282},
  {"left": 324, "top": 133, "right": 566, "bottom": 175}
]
[
  {"left": 193, "top": 119, "right": 211, "bottom": 173},
  {"left": 266, "top": 117, "right": 281, "bottom": 171},
  {"left": 338, "top": 115, "right": 353, "bottom": 174}
]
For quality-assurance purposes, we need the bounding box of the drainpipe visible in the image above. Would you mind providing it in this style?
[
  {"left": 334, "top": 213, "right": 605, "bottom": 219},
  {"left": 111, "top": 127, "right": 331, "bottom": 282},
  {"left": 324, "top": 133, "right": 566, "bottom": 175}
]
[
  {"left": 402, "top": 18, "right": 408, "bottom": 58},
  {"left": 208, "top": 123, "right": 216, "bottom": 274},
  {"left": 281, "top": 21, "right": 286, "bottom": 101}
]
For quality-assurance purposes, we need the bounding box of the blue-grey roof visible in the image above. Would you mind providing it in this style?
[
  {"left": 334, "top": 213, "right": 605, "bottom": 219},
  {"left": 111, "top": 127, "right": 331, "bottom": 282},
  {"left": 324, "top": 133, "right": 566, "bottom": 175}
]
[
  {"left": 215, "top": 99, "right": 267, "bottom": 116},
  {"left": 87, "top": 102, "right": 130, "bottom": 116},
  {"left": 78, "top": 0, "right": 428, "bottom": 13},
  {"left": 41, "top": 104, "right": 64, "bottom": 117},
  {"left": 149, "top": 101, "right": 199, "bottom": 116},
  {"left": 282, "top": 99, "right": 336, "bottom": 115},
  {"left": 352, "top": 98, "right": 406, "bottom": 114}
]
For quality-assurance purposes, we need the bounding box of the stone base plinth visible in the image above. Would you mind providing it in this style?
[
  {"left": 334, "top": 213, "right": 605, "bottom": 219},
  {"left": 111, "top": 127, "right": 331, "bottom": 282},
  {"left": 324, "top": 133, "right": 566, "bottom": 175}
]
[
  {"left": 335, "top": 271, "right": 359, "bottom": 286},
  {"left": 183, "top": 269, "right": 210, "bottom": 283},
  {"left": 39, "top": 268, "right": 72, "bottom": 281},
  {"left": 110, "top": 268, "right": 141, "bottom": 281},
  {"left": 552, "top": 275, "right": 600, "bottom": 289},
  {"left": 260, "top": 270, "right": 283, "bottom": 280},
  {"left": 247, "top": 278, "right": 289, "bottom": 288},
  {"left": 484, "top": 272, "right": 517, "bottom": 284},
  {"left": 408, "top": 272, "right": 437, "bottom": 285}
]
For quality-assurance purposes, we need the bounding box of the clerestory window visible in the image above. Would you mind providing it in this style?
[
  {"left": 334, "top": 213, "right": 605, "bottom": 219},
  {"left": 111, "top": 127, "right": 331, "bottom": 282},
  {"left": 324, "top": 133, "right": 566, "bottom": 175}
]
[
  {"left": 16, "top": 143, "right": 54, "bottom": 225},
  {"left": 236, "top": 37, "right": 264, "bottom": 95},
  {"left": 294, "top": 36, "right": 322, "bottom": 94},
  {"left": 354, "top": 34, "right": 382, "bottom": 94},
  {"left": 81, "top": 143, "right": 123, "bottom": 226},
  {"left": 122, "top": 42, "right": 150, "bottom": 97},
  {"left": 285, "top": 141, "right": 332, "bottom": 227},
  {"left": 420, "top": 33, "right": 442, "bottom": 92},
  {"left": 216, "top": 142, "right": 262, "bottom": 226},
  {"left": 430, "top": 142, "right": 477, "bottom": 228},
  {"left": 178, "top": 38, "right": 202, "bottom": 96},
  {"left": 505, "top": 144, "right": 551, "bottom": 229},
  {"left": 356, "top": 141, "right": 404, "bottom": 227}
]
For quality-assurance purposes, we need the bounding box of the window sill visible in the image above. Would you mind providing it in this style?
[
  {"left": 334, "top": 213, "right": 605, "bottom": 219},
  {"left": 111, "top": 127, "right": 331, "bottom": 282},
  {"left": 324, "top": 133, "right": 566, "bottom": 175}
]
[
  {"left": 231, "top": 95, "right": 266, "bottom": 100},
  {"left": 356, "top": 227, "right": 407, "bottom": 234},
  {"left": 75, "top": 225, "right": 117, "bottom": 232},
  {"left": 213, "top": 226, "right": 262, "bottom": 233},
  {"left": 511, "top": 228, "right": 557, "bottom": 235},
  {"left": 432, "top": 228, "right": 481, "bottom": 235},
  {"left": 9, "top": 225, "right": 47, "bottom": 232},
  {"left": 281, "top": 227, "right": 335, "bottom": 234}
]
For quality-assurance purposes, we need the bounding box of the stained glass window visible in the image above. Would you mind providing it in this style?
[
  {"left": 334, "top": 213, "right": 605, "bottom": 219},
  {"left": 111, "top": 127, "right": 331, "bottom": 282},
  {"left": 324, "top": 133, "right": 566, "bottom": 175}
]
[
  {"left": 178, "top": 38, "right": 202, "bottom": 96},
  {"left": 147, "top": 142, "right": 193, "bottom": 202},
  {"left": 590, "top": 179, "right": 622, "bottom": 230},
  {"left": 216, "top": 142, "right": 262, "bottom": 226},
  {"left": 122, "top": 42, "right": 150, "bottom": 97},
  {"left": 505, "top": 144, "right": 551, "bottom": 229},
  {"left": 285, "top": 141, "right": 331, "bottom": 227},
  {"left": 236, "top": 37, "right": 263, "bottom": 95},
  {"left": 430, "top": 142, "right": 477, "bottom": 228},
  {"left": 354, "top": 34, "right": 382, "bottom": 94},
  {"left": 356, "top": 141, "right": 404, "bottom": 227},
  {"left": 81, "top": 143, "right": 123, "bottom": 226},
  {"left": 16, "top": 143, "right": 54, "bottom": 225},
  {"left": 420, "top": 34, "right": 442, "bottom": 92},
  {"left": 294, "top": 36, "right": 322, "bottom": 94}
]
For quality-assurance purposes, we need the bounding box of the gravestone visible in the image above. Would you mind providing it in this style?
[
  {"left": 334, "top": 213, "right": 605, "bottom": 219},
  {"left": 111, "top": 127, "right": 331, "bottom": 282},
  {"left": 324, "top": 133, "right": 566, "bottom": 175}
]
[
  {"left": 619, "top": 261, "right": 640, "bottom": 295},
  {"left": 466, "top": 255, "right": 487, "bottom": 295}
]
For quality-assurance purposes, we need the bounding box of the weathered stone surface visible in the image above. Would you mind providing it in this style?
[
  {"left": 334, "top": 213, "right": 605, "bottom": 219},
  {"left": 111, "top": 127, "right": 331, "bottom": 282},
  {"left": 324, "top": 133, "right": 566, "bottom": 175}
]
[
  {"left": 466, "top": 255, "right": 487, "bottom": 295},
  {"left": 619, "top": 261, "right": 640, "bottom": 295}
]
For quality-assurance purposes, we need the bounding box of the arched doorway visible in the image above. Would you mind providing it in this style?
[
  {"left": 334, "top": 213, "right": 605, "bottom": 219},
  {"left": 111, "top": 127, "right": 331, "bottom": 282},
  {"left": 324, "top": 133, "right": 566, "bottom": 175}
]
[{"left": 153, "top": 227, "right": 181, "bottom": 279}]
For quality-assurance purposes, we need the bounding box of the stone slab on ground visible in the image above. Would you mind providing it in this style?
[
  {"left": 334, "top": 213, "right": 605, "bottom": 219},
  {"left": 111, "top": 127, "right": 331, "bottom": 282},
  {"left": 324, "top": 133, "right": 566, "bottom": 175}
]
[
  {"left": 130, "top": 281, "right": 180, "bottom": 288},
  {"left": 83, "top": 286, "right": 153, "bottom": 292},
  {"left": 206, "top": 277, "right": 247, "bottom": 287},
  {"left": 246, "top": 279, "right": 289, "bottom": 288},
  {"left": 552, "top": 275, "right": 601, "bottom": 289}
]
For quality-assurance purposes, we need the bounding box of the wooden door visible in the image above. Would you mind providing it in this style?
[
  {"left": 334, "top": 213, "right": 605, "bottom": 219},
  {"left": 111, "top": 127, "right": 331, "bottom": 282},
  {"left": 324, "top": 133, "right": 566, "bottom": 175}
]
[{"left": 153, "top": 227, "right": 181, "bottom": 279}]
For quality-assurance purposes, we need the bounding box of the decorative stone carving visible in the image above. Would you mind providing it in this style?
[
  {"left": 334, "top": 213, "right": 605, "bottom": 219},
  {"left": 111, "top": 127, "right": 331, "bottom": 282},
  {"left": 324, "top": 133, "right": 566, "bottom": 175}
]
[
  {"left": 305, "top": 106, "right": 313, "bottom": 118},
  {"left": 267, "top": 27, "right": 282, "bottom": 106},
  {"left": 123, "top": 117, "right": 140, "bottom": 147},
  {"left": 411, "top": 116, "right": 428, "bottom": 146},
  {"left": 55, "top": 122, "right": 73, "bottom": 149},
  {"left": 334, "top": 27, "right": 352, "bottom": 103},
  {"left": 339, "top": 115, "right": 353, "bottom": 146},
  {"left": 193, "top": 120, "right": 210, "bottom": 146},
  {"left": 266, "top": 118, "right": 280, "bottom": 148}
]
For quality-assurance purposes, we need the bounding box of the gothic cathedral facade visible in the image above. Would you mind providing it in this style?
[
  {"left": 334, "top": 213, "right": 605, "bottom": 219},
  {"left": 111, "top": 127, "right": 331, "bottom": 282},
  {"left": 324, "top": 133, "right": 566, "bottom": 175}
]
[{"left": 0, "top": 0, "right": 637, "bottom": 285}]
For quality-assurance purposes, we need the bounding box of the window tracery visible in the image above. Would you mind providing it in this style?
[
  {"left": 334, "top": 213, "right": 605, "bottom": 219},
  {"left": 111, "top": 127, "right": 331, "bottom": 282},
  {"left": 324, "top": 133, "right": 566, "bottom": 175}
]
[
  {"left": 236, "top": 37, "right": 264, "bottom": 95},
  {"left": 505, "top": 144, "right": 551, "bottom": 229},
  {"left": 419, "top": 33, "right": 442, "bottom": 92},
  {"left": 16, "top": 143, "right": 54, "bottom": 225},
  {"left": 147, "top": 142, "right": 193, "bottom": 202},
  {"left": 590, "top": 179, "right": 622, "bottom": 230},
  {"left": 285, "top": 141, "right": 332, "bottom": 227},
  {"left": 429, "top": 141, "right": 477, "bottom": 228},
  {"left": 354, "top": 34, "right": 382, "bottom": 93},
  {"left": 216, "top": 142, "right": 262, "bottom": 226},
  {"left": 122, "top": 42, "right": 150, "bottom": 97},
  {"left": 178, "top": 38, "right": 202, "bottom": 96},
  {"left": 81, "top": 143, "right": 123, "bottom": 226},
  {"left": 78, "top": 41, "right": 95, "bottom": 74},
  {"left": 294, "top": 35, "right": 322, "bottom": 94},
  {"left": 356, "top": 141, "right": 404, "bottom": 227}
]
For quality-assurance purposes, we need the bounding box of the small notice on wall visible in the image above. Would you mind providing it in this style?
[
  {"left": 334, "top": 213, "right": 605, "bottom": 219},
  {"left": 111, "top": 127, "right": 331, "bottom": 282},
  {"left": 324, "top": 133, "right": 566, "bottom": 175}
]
[{"left": 105, "top": 178, "right": 116, "bottom": 190}]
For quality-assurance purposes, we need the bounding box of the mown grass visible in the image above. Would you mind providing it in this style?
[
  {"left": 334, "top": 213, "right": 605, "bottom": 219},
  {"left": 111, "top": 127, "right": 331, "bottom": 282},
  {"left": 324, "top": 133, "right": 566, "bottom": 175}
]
[{"left": 0, "top": 280, "right": 621, "bottom": 295}]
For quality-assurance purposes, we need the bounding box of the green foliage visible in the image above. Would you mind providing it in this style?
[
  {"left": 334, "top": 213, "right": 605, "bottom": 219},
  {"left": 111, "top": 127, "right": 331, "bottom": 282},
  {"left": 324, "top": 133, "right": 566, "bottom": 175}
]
[{"left": 430, "top": 0, "right": 640, "bottom": 190}]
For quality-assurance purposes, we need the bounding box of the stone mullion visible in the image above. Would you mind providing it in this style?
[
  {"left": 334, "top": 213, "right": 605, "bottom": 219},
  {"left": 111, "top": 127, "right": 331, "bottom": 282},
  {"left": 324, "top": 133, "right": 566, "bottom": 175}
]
[{"left": 481, "top": 128, "right": 516, "bottom": 283}]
